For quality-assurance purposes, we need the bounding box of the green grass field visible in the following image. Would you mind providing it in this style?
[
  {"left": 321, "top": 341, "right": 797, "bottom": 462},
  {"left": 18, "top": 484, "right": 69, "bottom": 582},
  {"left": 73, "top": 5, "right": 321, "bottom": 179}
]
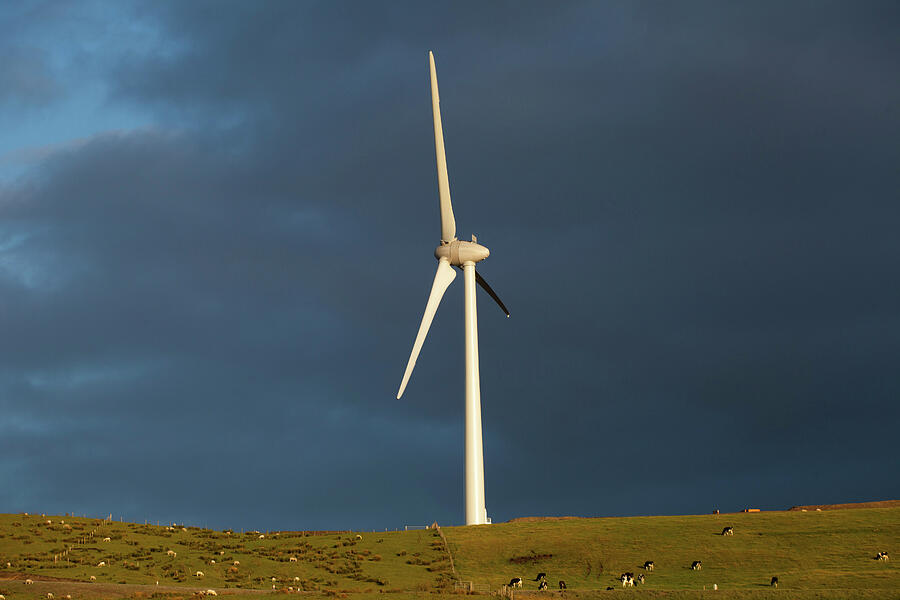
[{"left": 0, "top": 506, "right": 896, "bottom": 599}]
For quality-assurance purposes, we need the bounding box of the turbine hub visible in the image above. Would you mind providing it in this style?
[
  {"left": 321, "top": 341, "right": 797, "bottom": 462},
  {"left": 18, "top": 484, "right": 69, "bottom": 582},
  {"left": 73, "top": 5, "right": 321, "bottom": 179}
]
[{"left": 435, "top": 240, "right": 489, "bottom": 266}]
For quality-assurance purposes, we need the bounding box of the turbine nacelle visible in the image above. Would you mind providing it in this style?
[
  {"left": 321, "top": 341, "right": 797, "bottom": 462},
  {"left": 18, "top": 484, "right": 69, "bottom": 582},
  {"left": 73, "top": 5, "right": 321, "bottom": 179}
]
[{"left": 435, "top": 240, "right": 490, "bottom": 266}]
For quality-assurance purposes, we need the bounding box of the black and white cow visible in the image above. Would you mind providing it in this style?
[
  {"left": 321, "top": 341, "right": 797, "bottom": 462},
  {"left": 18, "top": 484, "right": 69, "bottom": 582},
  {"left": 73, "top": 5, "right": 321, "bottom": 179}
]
[
  {"left": 643, "top": 560, "right": 654, "bottom": 571},
  {"left": 770, "top": 576, "right": 778, "bottom": 588},
  {"left": 875, "top": 552, "right": 889, "bottom": 562},
  {"left": 691, "top": 561, "right": 702, "bottom": 571},
  {"left": 636, "top": 574, "right": 645, "bottom": 585},
  {"left": 721, "top": 526, "right": 734, "bottom": 536},
  {"left": 508, "top": 578, "right": 523, "bottom": 589},
  {"left": 558, "top": 581, "right": 567, "bottom": 590},
  {"left": 534, "top": 572, "right": 546, "bottom": 582},
  {"left": 538, "top": 580, "right": 548, "bottom": 591},
  {"left": 619, "top": 573, "right": 634, "bottom": 587}
]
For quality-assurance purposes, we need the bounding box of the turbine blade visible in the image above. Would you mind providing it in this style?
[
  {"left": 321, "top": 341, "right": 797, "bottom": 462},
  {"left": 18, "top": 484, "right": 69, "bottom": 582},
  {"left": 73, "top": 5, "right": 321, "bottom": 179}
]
[
  {"left": 430, "top": 51, "right": 457, "bottom": 243},
  {"left": 397, "top": 258, "right": 457, "bottom": 399},
  {"left": 475, "top": 269, "right": 510, "bottom": 317}
]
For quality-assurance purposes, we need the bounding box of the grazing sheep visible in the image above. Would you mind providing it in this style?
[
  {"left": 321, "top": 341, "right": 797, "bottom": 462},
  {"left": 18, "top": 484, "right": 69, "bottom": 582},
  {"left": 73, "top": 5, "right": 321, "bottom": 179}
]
[
  {"left": 294, "top": 577, "right": 300, "bottom": 582},
  {"left": 103, "top": 537, "right": 111, "bottom": 542},
  {"left": 271, "top": 577, "right": 277, "bottom": 582},
  {"left": 167, "top": 550, "right": 177, "bottom": 557},
  {"left": 47, "top": 593, "right": 54, "bottom": 599},
  {"left": 558, "top": 580, "right": 567, "bottom": 590},
  {"left": 691, "top": 561, "right": 702, "bottom": 571},
  {"left": 771, "top": 576, "right": 779, "bottom": 588},
  {"left": 209, "top": 559, "right": 216, "bottom": 564},
  {"left": 25, "top": 579, "right": 35, "bottom": 584},
  {"left": 206, "top": 590, "right": 218, "bottom": 596},
  {"left": 233, "top": 561, "right": 240, "bottom": 566},
  {"left": 0, "top": 594, "right": 5, "bottom": 599},
  {"left": 356, "top": 534, "right": 363, "bottom": 540},
  {"left": 90, "top": 575, "right": 96, "bottom": 581},
  {"left": 195, "top": 571, "right": 205, "bottom": 578},
  {"left": 508, "top": 577, "right": 523, "bottom": 588},
  {"left": 219, "top": 551, "right": 225, "bottom": 555},
  {"left": 289, "top": 556, "right": 298, "bottom": 562},
  {"left": 643, "top": 560, "right": 655, "bottom": 571},
  {"left": 97, "top": 561, "right": 106, "bottom": 567},
  {"left": 721, "top": 526, "right": 734, "bottom": 536}
]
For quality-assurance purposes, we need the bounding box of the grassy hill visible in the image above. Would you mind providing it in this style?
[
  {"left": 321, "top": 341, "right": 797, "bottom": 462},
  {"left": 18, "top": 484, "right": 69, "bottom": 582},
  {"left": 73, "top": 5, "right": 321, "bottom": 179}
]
[{"left": 0, "top": 506, "right": 897, "bottom": 599}]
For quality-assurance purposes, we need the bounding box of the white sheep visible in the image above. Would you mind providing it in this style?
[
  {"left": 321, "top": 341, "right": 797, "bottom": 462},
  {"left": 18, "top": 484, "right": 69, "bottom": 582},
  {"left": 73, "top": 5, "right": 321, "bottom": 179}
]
[
  {"left": 103, "top": 537, "right": 111, "bottom": 542},
  {"left": 294, "top": 577, "right": 300, "bottom": 582},
  {"left": 47, "top": 593, "right": 54, "bottom": 599},
  {"left": 258, "top": 534, "right": 265, "bottom": 539},
  {"left": 209, "top": 559, "right": 216, "bottom": 564},
  {"left": 97, "top": 561, "right": 106, "bottom": 567},
  {"left": 233, "top": 560, "right": 240, "bottom": 566},
  {"left": 167, "top": 550, "right": 177, "bottom": 557},
  {"left": 356, "top": 534, "right": 363, "bottom": 540},
  {"left": 205, "top": 590, "right": 218, "bottom": 596},
  {"left": 90, "top": 575, "right": 96, "bottom": 581},
  {"left": 25, "top": 579, "right": 34, "bottom": 584},
  {"left": 289, "top": 556, "right": 298, "bottom": 562},
  {"left": 195, "top": 571, "right": 205, "bottom": 578}
]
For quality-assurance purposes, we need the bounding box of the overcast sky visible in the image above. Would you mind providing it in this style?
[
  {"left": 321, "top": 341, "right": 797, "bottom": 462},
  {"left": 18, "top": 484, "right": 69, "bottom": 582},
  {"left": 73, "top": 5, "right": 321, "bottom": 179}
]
[{"left": 1, "top": 1, "right": 898, "bottom": 531}]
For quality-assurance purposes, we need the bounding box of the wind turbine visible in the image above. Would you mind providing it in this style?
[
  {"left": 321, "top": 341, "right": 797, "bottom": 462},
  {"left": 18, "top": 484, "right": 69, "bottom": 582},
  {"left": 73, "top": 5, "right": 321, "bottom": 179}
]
[{"left": 397, "top": 51, "right": 509, "bottom": 526}]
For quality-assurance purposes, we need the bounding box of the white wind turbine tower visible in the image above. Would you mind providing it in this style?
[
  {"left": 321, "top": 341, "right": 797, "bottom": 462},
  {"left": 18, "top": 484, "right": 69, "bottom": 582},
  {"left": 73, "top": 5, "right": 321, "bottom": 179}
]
[{"left": 397, "top": 51, "right": 509, "bottom": 526}]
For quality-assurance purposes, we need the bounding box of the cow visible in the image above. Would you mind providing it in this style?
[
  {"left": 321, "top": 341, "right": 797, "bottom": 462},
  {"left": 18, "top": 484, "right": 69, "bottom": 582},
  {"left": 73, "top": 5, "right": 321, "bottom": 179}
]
[
  {"left": 619, "top": 573, "right": 635, "bottom": 587},
  {"left": 771, "top": 576, "right": 779, "bottom": 588},
  {"left": 721, "top": 526, "right": 734, "bottom": 536},
  {"left": 558, "top": 580, "right": 567, "bottom": 590},
  {"left": 636, "top": 574, "right": 645, "bottom": 585},
  {"left": 643, "top": 560, "right": 654, "bottom": 571},
  {"left": 876, "top": 552, "right": 890, "bottom": 561},
  {"left": 534, "top": 572, "right": 546, "bottom": 581},
  {"left": 538, "top": 580, "right": 548, "bottom": 591},
  {"left": 691, "top": 561, "right": 702, "bottom": 571},
  {"left": 508, "top": 577, "right": 523, "bottom": 588}
]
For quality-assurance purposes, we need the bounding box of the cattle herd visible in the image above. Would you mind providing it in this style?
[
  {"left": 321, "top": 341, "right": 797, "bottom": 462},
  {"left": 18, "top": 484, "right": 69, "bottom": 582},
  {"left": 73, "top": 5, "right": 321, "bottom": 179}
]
[{"left": 497, "top": 525, "right": 876, "bottom": 591}]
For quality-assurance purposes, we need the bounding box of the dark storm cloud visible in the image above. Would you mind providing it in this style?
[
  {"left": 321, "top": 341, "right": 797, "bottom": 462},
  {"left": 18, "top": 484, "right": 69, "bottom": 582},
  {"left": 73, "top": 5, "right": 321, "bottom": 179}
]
[{"left": 1, "top": 1, "right": 898, "bottom": 529}]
